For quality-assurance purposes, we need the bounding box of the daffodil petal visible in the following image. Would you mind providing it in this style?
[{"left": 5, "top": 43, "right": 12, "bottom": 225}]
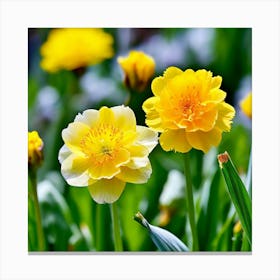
[
  {"left": 112, "top": 105, "right": 137, "bottom": 131},
  {"left": 160, "top": 129, "right": 192, "bottom": 153},
  {"left": 142, "top": 96, "right": 158, "bottom": 112},
  {"left": 117, "top": 162, "right": 152, "bottom": 184},
  {"left": 192, "top": 108, "right": 218, "bottom": 132},
  {"left": 60, "top": 153, "right": 94, "bottom": 186},
  {"left": 164, "top": 66, "right": 184, "bottom": 79},
  {"left": 186, "top": 128, "right": 222, "bottom": 153},
  {"left": 206, "top": 89, "right": 226, "bottom": 104},
  {"left": 151, "top": 67, "right": 183, "bottom": 96},
  {"left": 62, "top": 122, "right": 90, "bottom": 154},
  {"left": 129, "top": 144, "right": 149, "bottom": 158},
  {"left": 216, "top": 102, "right": 235, "bottom": 131},
  {"left": 88, "top": 148, "right": 130, "bottom": 179},
  {"left": 88, "top": 178, "right": 126, "bottom": 204},
  {"left": 88, "top": 163, "right": 120, "bottom": 180},
  {"left": 124, "top": 156, "right": 150, "bottom": 169},
  {"left": 211, "top": 75, "right": 222, "bottom": 89},
  {"left": 136, "top": 126, "right": 158, "bottom": 152},
  {"left": 143, "top": 97, "right": 163, "bottom": 131},
  {"left": 58, "top": 144, "right": 71, "bottom": 164},
  {"left": 74, "top": 109, "right": 99, "bottom": 127},
  {"left": 98, "top": 106, "right": 115, "bottom": 124}
]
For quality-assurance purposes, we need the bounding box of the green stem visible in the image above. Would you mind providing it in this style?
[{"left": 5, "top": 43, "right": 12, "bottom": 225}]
[
  {"left": 29, "top": 169, "right": 45, "bottom": 251},
  {"left": 110, "top": 202, "right": 123, "bottom": 251},
  {"left": 183, "top": 153, "right": 199, "bottom": 251},
  {"left": 95, "top": 204, "right": 105, "bottom": 251}
]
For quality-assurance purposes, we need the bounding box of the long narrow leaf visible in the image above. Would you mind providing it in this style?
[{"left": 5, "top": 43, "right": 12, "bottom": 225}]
[
  {"left": 134, "top": 212, "right": 189, "bottom": 252},
  {"left": 217, "top": 151, "right": 252, "bottom": 245}
]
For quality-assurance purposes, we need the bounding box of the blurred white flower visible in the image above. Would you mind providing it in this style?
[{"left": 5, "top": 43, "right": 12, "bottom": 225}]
[
  {"left": 139, "top": 28, "right": 215, "bottom": 70},
  {"left": 159, "top": 169, "right": 185, "bottom": 206},
  {"left": 37, "top": 86, "right": 60, "bottom": 121},
  {"left": 140, "top": 34, "right": 186, "bottom": 69},
  {"left": 184, "top": 28, "right": 214, "bottom": 64},
  {"left": 80, "top": 71, "right": 122, "bottom": 103}
]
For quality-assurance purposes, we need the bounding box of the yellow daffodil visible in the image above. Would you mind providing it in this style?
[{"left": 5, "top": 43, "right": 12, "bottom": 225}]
[
  {"left": 118, "top": 50, "right": 155, "bottom": 92},
  {"left": 58, "top": 105, "right": 158, "bottom": 204},
  {"left": 28, "top": 131, "right": 44, "bottom": 168},
  {"left": 239, "top": 92, "right": 252, "bottom": 119},
  {"left": 40, "top": 28, "right": 114, "bottom": 73},
  {"left": 143, "top": 67, "right": 235, "bottom": 153}
]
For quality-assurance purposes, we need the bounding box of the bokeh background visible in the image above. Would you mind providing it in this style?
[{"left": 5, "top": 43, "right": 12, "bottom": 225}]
[{"left": 28, "top": 28, "right": 252, "bottom": 251}]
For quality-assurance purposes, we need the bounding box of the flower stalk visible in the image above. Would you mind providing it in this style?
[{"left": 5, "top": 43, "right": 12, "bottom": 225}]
[
  {"left": 95, "top": 204, "right": 106, "bottom": 251},
  {"left": 29, "top": 169, "right": 45, "bottom": 251},
  {"left": 183, "top": 153, "right": 199, "bottom": 251},
  {"left": 110, "top": 202, "right": 123, "bottom": 251}
]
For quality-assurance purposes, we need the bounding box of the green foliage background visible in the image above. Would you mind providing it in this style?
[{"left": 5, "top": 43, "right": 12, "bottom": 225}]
[{"left": 28, "top": 28, "right": 252, "bottom": 252}]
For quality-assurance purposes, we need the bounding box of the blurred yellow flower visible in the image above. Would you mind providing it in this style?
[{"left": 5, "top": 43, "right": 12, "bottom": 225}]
[
  {"left": 28, "top": 131, "right": 44, "bottom": 168},
  {"left": 118, "top": 50, "right": 155, "bottom": 92},
  {"left": 143, "top": 67, "right": 235, "bottom": 153},
  {"left": 233, "top": 220, "right": 242, "bottom": 234},
  {"left": 239, "top": 92, "right": 252, "bottom": 119},
  {"left": 59, "top": 105, "right": 158, "bottom": 204},
  {"left": 40, "top": 28, "right": 114, "bottom": 73}
]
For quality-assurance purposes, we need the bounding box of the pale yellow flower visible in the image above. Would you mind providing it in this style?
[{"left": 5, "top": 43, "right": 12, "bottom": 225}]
[
  {"left": 118, "top": 50, "right": 155, "bottom": 92},
  {"left": 40, "top": 28, "right": 114, "bottom": 73},
  {"left": 58, "top": 105, "right": 158, "bottom": 204},
  {"left": 28, "top": 131, "right": 44, "bottom": 168},
  {"left": 239, "top": 92, "right": 252, "bottom": 119},
  {"left": 143, "top": 67, "right": 235, "bottom": 153}
]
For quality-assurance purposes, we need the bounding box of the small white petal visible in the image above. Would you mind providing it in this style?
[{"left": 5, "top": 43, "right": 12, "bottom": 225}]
[
  {"left": 136, "top": 126, "right": 158, "bottom": 152},
  {"left": 74, "top": 109, "right": 99, "bottom": 127},
  {"left": 58, "top": 145, "right": 71, "bottom": 164},
  {"left": 60, "top": 153, "right": 94, "bottom": 187}
]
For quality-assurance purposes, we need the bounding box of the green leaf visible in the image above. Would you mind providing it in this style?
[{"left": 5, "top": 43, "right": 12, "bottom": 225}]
[
  {"left": 134, "top": 212, "right": 189, "bottom": 252},
  {"left": 211, "top": 213, "right": 235, "bottom": 251},
  {"left": 241, "top": 231, "right": 251, "bottom": 251},
  {"left": 38, "top": 179, "right": 91, "bottom": 251},
  {"left": 218, "top": 151, "right": 252, "bottom": 245}
]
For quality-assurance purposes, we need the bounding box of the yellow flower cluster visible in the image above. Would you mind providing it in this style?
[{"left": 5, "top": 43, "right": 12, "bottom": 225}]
[
  {"left": 118, "top": 50, "right": 155, "bottom": 92},
  {"left": 143, "top": 67, "right": 235, "bottom": 153},
  {"left": 28, "top": 131, "right": 44, "bottom": 168},
  {"left": 59, "top": 105, "right": 158, "bottom": 204},
  {"left": 40, "top": 28, "right": 114, "bottom": 73}
]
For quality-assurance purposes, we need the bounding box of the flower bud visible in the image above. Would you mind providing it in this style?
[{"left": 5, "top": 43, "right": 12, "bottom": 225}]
[
  {"left": 28, "top": 131, "right": 44, "bottom": 169},
  {"left": 118, "top": 50, "right": 155, "bottom": 92}
]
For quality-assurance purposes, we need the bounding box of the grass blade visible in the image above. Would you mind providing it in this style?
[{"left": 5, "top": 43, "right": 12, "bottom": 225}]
[{"left": 217, "top": 151, "right": 252, "bottom": 245}]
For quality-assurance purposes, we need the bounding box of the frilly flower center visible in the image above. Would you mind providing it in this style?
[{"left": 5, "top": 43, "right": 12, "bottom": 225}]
[
  {"left": 166, "top": 84, "right": 204, "bottom": 127},
  {"left": 80, "top": 124, "right": 124, "bottom": 165}
]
